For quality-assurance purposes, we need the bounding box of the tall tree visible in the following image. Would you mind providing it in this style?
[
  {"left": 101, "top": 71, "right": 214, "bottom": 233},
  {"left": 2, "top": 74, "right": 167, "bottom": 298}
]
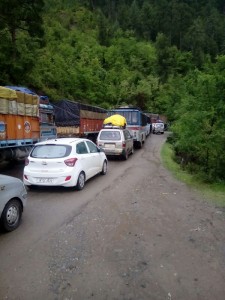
[
  {"left": 0, "top": 0, "right": 44, "bottom": 59},
  {"left": 0, "top": 0, "right": 44, "bottom": 84},
  {"left": 171, "top": 57, "right": 225, "bottom": 181},
  {"left": 183, "top": 18, "right": 207, "bottom": 67}
]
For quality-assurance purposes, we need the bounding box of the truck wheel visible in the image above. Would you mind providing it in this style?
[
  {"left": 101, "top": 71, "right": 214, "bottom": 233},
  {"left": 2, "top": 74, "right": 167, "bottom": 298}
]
[
  {"left": 1, "top": 199, "right": 22, "bottom": 232},
  {"left": 138, "top": 141, "right": 142, "bottom": 149},
  {"left": 101, "top": 160, "right": 107, "bottom": 175},
  {"left": 76, "top": 172, "right": 85, "bottom": 190}
]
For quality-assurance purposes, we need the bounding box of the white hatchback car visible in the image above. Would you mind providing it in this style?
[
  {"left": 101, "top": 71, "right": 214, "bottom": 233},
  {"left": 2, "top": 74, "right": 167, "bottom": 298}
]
[{"left": 23, "top": 138, "right": 107, "bottom": 190}]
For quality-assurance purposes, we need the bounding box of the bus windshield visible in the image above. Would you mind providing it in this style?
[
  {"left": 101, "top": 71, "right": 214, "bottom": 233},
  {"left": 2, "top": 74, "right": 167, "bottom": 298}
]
[{"left": 109, "top": 110, "right": 139, "bottom": 125}]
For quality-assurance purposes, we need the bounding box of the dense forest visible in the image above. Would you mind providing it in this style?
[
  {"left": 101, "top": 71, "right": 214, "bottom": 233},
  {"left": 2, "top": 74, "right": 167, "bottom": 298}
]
[{"left": 0, "top": 0, "right": 225, "bottom": 182}]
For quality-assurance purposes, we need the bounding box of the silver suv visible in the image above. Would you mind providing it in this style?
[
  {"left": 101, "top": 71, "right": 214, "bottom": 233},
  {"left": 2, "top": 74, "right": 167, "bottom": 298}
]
[{"left": 97, "top": 127, "right": 134, "bottom": 160}]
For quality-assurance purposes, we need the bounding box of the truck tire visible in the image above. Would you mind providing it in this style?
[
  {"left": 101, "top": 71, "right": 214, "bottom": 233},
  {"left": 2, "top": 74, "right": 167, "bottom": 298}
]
[{"left": 138, "top": 141, "right": 142, "bottom": 149}]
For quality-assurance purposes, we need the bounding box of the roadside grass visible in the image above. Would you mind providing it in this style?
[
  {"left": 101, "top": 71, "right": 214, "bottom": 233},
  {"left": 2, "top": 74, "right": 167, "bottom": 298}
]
[{"left": 161, "top": 141, "right": 225, "bottom": 208}]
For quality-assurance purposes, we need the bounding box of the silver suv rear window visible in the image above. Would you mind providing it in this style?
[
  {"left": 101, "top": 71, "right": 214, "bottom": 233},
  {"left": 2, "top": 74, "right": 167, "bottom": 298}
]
[
  {"left": 99, "top": 131, "right": 121, "bottom": 141},
  {"left": 31, "top": 144, "right": 72, "bottom": 158}
]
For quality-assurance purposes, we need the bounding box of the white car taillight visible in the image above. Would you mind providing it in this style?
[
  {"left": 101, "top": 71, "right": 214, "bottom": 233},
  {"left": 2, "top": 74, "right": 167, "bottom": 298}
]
[{"left": 64, "top": 158, "right": 78, "bottom": 167}]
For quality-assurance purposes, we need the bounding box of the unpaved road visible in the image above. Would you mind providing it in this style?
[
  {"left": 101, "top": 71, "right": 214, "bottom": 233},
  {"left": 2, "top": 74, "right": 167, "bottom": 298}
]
[{"left": 0, "top": 133, "right": 225, "bottom": 300}]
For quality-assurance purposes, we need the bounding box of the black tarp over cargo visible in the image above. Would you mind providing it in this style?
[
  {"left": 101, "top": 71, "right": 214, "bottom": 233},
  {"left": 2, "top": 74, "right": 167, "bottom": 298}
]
[
  {"left": 53, "top": 100, "right": 80, "bottom": 126},
  {"left": 53, "top": 100, "right": 107, "bottom": 137}
]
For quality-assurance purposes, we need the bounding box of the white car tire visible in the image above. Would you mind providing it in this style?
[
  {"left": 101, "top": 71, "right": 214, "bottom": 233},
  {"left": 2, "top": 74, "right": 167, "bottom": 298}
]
[
  {"left": 101, "top": 160, "right": 107, "bottom": 175},
  {"left": 76, "top": 172, "right": 85, "bottom": 190}
]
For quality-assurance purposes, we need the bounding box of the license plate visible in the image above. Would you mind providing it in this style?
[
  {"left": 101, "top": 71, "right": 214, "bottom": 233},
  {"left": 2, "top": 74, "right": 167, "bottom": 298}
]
[
  {"left": 105, "top": 144, "right": 115, "bottom": 149},
  {"left": 36, "top": 178, "right": 54, "bottom": 183}
]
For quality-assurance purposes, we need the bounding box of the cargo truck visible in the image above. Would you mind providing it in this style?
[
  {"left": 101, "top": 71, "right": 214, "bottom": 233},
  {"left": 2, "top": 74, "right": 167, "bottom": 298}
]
[
  {"left": 0, "top": 86, "right": 56, "bottom": 162},
  {"left": 53, "top": 99, "right": 107, "bottom": 142}
]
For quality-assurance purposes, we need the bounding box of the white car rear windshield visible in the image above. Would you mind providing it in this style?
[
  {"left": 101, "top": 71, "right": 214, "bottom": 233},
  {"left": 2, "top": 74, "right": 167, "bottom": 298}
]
[
  {"left": 31, "top": 145, "right": 72, "bottom": 158},
  {"left": 99, "top": 131, "right": 121, "bottom": 141}
]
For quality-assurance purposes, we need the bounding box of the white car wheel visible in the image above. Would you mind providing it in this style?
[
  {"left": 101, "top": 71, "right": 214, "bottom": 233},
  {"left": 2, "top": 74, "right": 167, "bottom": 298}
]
[
  {"left": 101, "top": 160, "right": 107, "bottom": 175},
  {"left": 76, "top": 172, "right": 85, "bottom": 190}
]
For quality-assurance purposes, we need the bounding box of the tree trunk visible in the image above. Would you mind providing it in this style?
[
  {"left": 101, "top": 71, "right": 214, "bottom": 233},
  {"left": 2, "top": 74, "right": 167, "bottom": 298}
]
[{"left": 10, "top": 27, "right": 17, "bottom": 61}]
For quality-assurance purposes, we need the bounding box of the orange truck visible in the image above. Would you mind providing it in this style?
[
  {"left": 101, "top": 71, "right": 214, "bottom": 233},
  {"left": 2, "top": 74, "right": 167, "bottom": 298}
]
[
  {"left": 0, "top": 86, "right": 56, "bottom": 162},
  {"left": 53, "top": 99, "right": 107, "bottom": 142}
]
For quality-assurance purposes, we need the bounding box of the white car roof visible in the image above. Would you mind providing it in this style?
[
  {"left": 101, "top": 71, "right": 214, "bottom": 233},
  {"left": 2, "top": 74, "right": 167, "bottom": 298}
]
[{"left": 34, "top": 138, "right": 89, "bottom": 146}]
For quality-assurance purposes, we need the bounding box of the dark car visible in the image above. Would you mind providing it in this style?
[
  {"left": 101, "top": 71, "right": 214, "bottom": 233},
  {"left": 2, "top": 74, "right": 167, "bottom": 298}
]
[{"left": 0, "top": 175, "right": 27, "bottom": 232}]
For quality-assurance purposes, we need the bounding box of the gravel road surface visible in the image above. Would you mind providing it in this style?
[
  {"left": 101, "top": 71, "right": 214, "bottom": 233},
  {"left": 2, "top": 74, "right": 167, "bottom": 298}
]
[{"left": 0, "top": 132, "right": 225, "bottom": 300}]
